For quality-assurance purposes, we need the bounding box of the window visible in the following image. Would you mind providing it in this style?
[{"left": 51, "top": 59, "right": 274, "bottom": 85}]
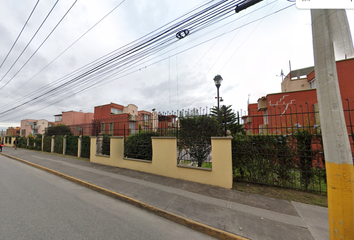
[
  {"left": 101, "top": 123, "right": 106, "bottom": 134},
  {"left": 129, "top": 122, "right": 136, "bottom": 135},
  {"left": 143, "top": 114, "right": 149, "bottom": 121},
  {"left": 111, "top": 108, "right": 122, "bottom": 115},
  {"left": 55, "top": 115, "right": 63, "bottom": 122},
  {"left": 76, "top": 126, "right": 83, "bottom": 133},
  {"left": 109, "top": 122, "right": 114, "bottom": 135},
  {"left": 309, "top": 79, "right": 316, "bottom": 89},
  {"left": 21, "top": 129, "right": 26, "bottom": 136},
  {"left": 263, "top": 110, "right": 268, "bottom": 125}
]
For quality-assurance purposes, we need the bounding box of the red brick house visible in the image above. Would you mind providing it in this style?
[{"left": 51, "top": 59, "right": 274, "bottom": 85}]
[{"left": 244, "top": 58, "right": 354, "bottom": 135}]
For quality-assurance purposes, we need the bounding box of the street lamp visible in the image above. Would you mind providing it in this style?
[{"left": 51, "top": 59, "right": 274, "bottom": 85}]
[{"left": 213, "top": 74, "right": 223, "bottom": 123}]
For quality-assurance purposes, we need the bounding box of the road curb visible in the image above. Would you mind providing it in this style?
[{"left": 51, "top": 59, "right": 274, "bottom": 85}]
[{"left": 1, "top": 153, "right": 248, "bottom": 240}]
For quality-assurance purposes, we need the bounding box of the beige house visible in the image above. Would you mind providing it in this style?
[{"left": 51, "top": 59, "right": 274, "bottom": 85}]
[{"left": 281, "top": 66, "right": 314, "bottom": 92}]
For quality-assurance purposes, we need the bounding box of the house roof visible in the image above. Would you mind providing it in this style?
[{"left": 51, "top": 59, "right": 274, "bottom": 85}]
[{"left": 288, "top": 66, "right": 314, "bottom": 79}]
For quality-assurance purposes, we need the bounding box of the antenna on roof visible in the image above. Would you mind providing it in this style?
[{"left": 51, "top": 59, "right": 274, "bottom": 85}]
[{"left": 276, "top": 69, "right": 285, "bottom": 82}]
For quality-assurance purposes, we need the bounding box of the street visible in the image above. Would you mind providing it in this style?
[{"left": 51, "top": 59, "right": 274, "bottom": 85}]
[{"left": 0, "top": 155, "right": 215, "bottom": 240}]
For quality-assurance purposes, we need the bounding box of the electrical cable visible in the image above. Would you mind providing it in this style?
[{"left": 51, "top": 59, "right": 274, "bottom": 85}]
[
  {"left": 0, "top": 0, "right": 40, "bottom": 69},
  {"left": 2, "top": 0, "right": 127, "bottom": 99},
  {"left": 0, "top": 0, "right": 60, "bottom": 83},
  {"left": 0, "top": 0, "right": 234, "bottom": 110},
  {"left": 0, "top": 0, "right": 215, "bottom": 105},
  {"left": 0, "top": 0, "right": 79, "bottom": 91},
  {"left": 0, "top": 1, "right": 293, "bottom": 121}
]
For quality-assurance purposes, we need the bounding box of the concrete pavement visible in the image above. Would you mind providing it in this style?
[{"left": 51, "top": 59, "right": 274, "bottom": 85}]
[{"left": 1, "top": 147, "right": 329, "bottom": 240}]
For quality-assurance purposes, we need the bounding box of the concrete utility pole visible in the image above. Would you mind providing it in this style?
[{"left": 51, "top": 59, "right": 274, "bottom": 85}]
[{"left": 311, "top": 9, "right": 354, "bottom": 240}]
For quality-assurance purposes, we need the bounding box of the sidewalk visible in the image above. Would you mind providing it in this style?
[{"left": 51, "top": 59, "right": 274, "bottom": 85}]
[{"left": 1, "top": 147, "right": 329, "bottom": 240}]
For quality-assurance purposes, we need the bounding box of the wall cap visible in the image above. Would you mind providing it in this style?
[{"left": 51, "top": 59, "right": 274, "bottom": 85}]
[
  {"left": 95, "top": 154, "right": 110, "bottom": 158},
  {"left": 211, "top": 136, "right": 233, "bottom": 140},
  {"left": 177, "top": 165, "right": 212, "bottom": 171},
  {"left": 151, "top": 137, "right": 176, "bottom": 139},
  {"left": 90, "top": 136, "right": 97, "bottom": 138},
  {"left": 123, "top": 157, "right": 152, "bottom": 163},
  {"left": 111, "top": 136, "right": 124, "bottom": 139}
]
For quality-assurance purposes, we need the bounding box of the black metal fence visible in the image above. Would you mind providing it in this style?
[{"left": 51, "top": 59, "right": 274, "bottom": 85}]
[
  {"left": 57, "top": 108, "right": 229, "bottom": 167},
  {"left": 234, "top": 100, "right": 354, "bottom": 194}
]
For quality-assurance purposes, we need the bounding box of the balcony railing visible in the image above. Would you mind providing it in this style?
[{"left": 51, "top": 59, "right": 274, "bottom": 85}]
[{"left": 129, "top": 115, "right": 138, "bottom": 121}]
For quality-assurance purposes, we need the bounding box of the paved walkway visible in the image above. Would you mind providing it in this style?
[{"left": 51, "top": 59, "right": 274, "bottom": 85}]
[{"left": 1, "top": 147, "right": 329, "bottom": 240}]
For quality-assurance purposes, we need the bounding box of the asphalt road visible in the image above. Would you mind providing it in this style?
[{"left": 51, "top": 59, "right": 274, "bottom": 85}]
[{"left": 0, "top": 155, "right": 215, "bottom": 240}]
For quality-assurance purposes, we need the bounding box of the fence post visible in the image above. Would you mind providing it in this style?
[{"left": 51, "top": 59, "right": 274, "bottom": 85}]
[
  {"left": 63, "top": 135, "right": 67, "bottom": 155},
  {"left": 41, "top": 134, "right": 44, "bottom": 151},
  {"left": 34, "top": 136, "right": 36, "bottom": 148},
  {"left": 78, "top": 135, "right": 82, "bottom": 158},
  {"left": 27, "top": 137, "right": 29, "bottom": 147},
  {"left": 51, "top": 135, "right": 55, "bottom": 153}
]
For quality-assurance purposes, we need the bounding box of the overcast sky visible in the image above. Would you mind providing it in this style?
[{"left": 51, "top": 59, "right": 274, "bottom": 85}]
[{"left": 0, "top": 0, "right": 353, "bottom": 130}]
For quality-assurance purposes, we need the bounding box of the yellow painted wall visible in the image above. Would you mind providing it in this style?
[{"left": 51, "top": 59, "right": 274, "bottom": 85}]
[
  {"left": 90, "top": 136, "right": 233, "bottom": 189},
  {"left": 3, "top": 137, "right": 15, "bottom": 147}
]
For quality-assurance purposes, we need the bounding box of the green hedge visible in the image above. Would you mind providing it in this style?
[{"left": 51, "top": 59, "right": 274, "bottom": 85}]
[
  {"left": 124, "top": 132, "right": 160, "bottom": 160},
  {"left": 66, "top": 136, "right": 79, "bottom": 156},
  {"left": 54, "top": 135, "right": 64, "bottom": 154},
  {"left": 28, "top": 137, "right": 35, "bottom": 147},
  {"left": 18, "top": 136, "right": 27, "bottom": 148},
  {"left": 81, "top": 136, "right": 91, "bottom": 158},
  {"left": 34, "top": 134, "right": 42, "bottom": 151},
  {"left": 43, "top": 136, "right": 52, "bottom": 152}
]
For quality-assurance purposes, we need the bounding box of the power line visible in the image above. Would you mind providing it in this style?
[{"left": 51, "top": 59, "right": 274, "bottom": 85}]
[
  {"left": 0, "top": 0, "right": 40, "bottom": 69},
  {"left": 2, "top": 0, "right": 126, "bottom": 99},
  {"left": 0, "top": 0, "right": 214, "bottom": 106},
  {"left": 0, "top": 0, "right": 236, "bottom": 113},
  {"left": 0, "top": 0, "right": 60, "bottom": 84},
  {"left": 0, "top": 1, "right": 292, "bottom": 121},
  {"left": 0, "top": 0, "right": 79, "bottom": 91}
]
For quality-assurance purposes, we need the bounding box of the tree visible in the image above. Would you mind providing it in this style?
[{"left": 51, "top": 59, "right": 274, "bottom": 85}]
[
  {"left": 46, "top": 124, "right": 72, "bottom": 136},
  {"left": 178, "top": 115, "right": 221, "bottom": 167},
  {"left": 211, "top": 105, "right": 244, "bottom": 135}
]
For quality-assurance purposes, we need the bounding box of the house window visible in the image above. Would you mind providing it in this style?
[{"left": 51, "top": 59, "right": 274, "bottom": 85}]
[
  {"left": 55, "top": 115, "right": 63, "bottom": 122},
  {"left": 101, "top": 123, "right": 106, "bottom": 134},
  {"left": 263, "top": 110, "right": 269, "bottom": 125},
  {"left": 21, "top": 129, "right": 26, "bottom": 136},
  {"left": 309, "top": 79, "right": 316, "bottom": 89},
  {"left": 109, "top": 122, "right": 114, "bottom": 135},
  {"left": 129, "top": 122, "right": 136, "bottom": 135},
  {"left": 111, "top": 108, "right": 123, "bottom": 115},
  {"left": 76, "top": 126, "right": 83, "bottom": 133},
  {"left": 143, "top": 114, "right": 149, "bottom": 121}
]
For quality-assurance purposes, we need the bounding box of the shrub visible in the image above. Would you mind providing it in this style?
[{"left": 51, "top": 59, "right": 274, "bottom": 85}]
[
  {"left": 18, "top": 136, "right": 27, "bottom": 148},
  {"left": 124, "top": 132, "right": 160, "bottom": 160},
  {"left": 232, "top": 134, "right": 294, "bottom": 185},
  {"left": 81, "top": 136, "right": 91, "bottom": 158},
  {"left": 66, "top": 136, "right": 79, "bottom": 156},
  {"left": 43, "top": 136, "right": 52, "bottom": 152},
  {"left": 178, "top": 115, "right": 221, "bottom": 167},
  {"left": 101, "top": 134, "right": 111, "bottom": 155},
  {"left": 46, "top": 124, "right": 72, "bottom": 136},
  {"left": 54, "top": 135, "right": 64, "bottom": 154},
  {"left": 34, "top": 134, "right": 42, "bottom": 151},
  {"left": 28, "top": 136, "right": 35, "bottom": 148}
]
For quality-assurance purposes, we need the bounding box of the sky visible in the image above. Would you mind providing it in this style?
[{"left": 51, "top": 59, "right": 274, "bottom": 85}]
[{"left": 0, "top": 0, "right": 353, "bottom": 130}]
